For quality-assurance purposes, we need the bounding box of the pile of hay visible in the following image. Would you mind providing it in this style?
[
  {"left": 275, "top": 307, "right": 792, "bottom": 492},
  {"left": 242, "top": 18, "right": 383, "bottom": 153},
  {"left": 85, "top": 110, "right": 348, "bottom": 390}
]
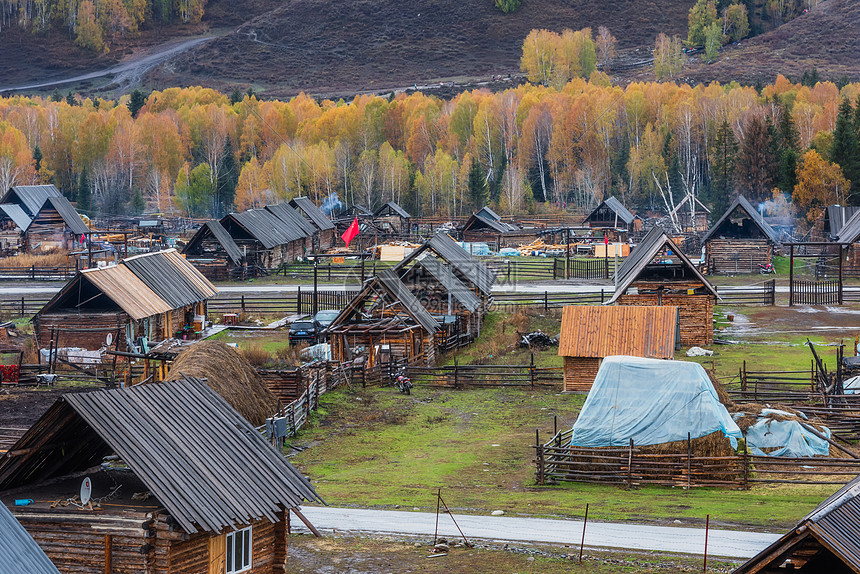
[{"left": 164, "top": 341, "right": 278, "bottom": 426}]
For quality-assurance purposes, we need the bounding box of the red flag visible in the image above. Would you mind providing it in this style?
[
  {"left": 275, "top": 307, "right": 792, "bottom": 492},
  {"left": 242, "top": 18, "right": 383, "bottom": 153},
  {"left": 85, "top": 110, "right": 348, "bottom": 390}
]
[
  {"left": 341, "top": 217, "right": 359, "bottom": 247},
  {"left": 604, "top": 234, "right": 609, "bottom": 246}
]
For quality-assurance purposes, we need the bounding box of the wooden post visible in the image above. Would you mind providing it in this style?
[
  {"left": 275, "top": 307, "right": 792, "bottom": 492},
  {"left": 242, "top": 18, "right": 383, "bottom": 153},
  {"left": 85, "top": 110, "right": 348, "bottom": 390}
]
[
  {"left": 296, "top": 286, "right": 302, "bottom": 314},
  {"left": 20, "top": 297, "right": 24, "bottom": 317},
  {"left": 743, "top": 432, "right": 749, "bottom": 490},
  {"left": 104, "top": 534, "right": 112, "bottom": 574},
  {"left": 241, "top": 295, "right": 246, "bottom": 312},
  {"left": 536, "top": 429, "right": 544, "bottom": 485},
  {"left": 566, "top": 228, "right": 570, "bottom": 280},
  {"left": 544, "top": 291, "right": 548, "bottom": 311},
  {"left": 454, "top": 358, "right": 459, "bottom": 389},
  {"left": 579, "top": 503, "right": 589, "bottom": 564},
  {"left": 789, "top": 244, "right": 794, "bottom": 306},
  {"left": 703, "top": 514, "right": 710, "bottom": 573},
  {"left": 839, "top": 245, "right": 844, "bottom": 305},
  {"left": 313, "top": 260, "right": 318, "bottom": 316},
  {"left": 742, "top": 360, "right": 747, "bottom": 392},
  {"left": 687, "top": 432, "right": 692, "bottom": 490},
  {"left": 627, "top": 438, "right": 633, "bottom": 489},
  {"left": 530, "top": 352, "right": 535, "bottom": 389}
]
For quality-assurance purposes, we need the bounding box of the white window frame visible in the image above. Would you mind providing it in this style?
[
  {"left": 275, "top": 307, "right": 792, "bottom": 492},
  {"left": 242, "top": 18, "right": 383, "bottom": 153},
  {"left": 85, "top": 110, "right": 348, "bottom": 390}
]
[{"left": 225, "top": 525, "right": 252, "bottom": 574}]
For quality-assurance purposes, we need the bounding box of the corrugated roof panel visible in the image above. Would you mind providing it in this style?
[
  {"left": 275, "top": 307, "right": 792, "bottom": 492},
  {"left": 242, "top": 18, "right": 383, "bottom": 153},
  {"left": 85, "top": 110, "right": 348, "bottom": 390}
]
[
  {"left": 31, "top": 196, "right": 89, "bottom": 235},
  {"left": 557, "top": 306, "right": 678, "bottom": 358},
  {"left": 2, "top": 185, "right": 62, "bottom": 217},
  {"left": 0, "top": 503, "right": 61, "bottom": 574},
  {"left": 0, "top": 203, "right": 31, "bottom": 230},
  {"left": 122, "top": 250, "right": 217, "bottom": 309},
  {"left": 584, "top": 196, "right": 636, "bottom": 226},
  {"left": 376, "top": 269, "right": 439, "bottom": 333},
  {"left": 203, "top": 220, "right": 244, "bottom": 265},
  {"left": 374, "top": 201, "right": 411, "bottom": 219},
  {"left": 289, "top": 197, "right": 335, "bottom": 231},
  {"left": 229, "top": 209, "right": 306, "bottom": 248},
  {"left": 82, "top": 265, "right": 173, "bottom": 320},
  {"left": 417, "top": 255, "right": 481, "bottom": 313},
  {"left": 266, "top": 203, "right": 316, "bottom": 237}
]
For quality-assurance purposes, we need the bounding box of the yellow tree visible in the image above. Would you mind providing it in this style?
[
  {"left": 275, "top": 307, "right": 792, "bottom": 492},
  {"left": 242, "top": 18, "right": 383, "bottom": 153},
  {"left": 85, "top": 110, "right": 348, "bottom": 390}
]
[
  {"left": 0, "top": 122, "right": 36, "bottom": 192},
  {"left": 793, "top": 149, "right": 850, "bottom": 223},
  {"left": 235, "top": 157, "right": 273, "bottom": 210},
  {"left": 520, "top": 29, "right": 558, "bottom": 86}
]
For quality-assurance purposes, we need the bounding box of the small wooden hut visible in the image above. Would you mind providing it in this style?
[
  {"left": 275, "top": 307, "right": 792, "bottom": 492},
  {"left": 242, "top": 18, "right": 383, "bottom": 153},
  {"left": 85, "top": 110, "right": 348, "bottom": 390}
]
[
  {"left": 32, "top": 249, "right": 217, "bottom": 361},
  {"left": 836, "top": 210, "right": 860, "bottom": 275},
  {"left": 461, "top": 207, "right": 521, "bottom": 246},
  {"left": 181, "top": 220, "right": 245, "bottom": 280},
  {"left": 733, "top": 474, "right": 860, "bottom": 573},
  {"left": 373, "top": 201, "right": 412, "bottom": 235},
  {"left": 670, "top": 195, "right": 711, "bottom": 233},
  {"left": 583, "top": 197, "right": 641, "bottom": 241},
  {"left": 0, "top": 185, "right": 89, "bottom": 252},
  {"left": 289, "top": 196, "right": 336, "bottom": 251},
  {"left": 328, "top": 268, "right": 440, "bottom": 367},
  {"left": 607, "top": 226, "right": 720, "bottom": 346},
  {"left": 702, "top": 195, "right": 780, "bottom": 274},
  {"left": 557, "top": 306, "right": 680, "bottom": 392},
  {"left": 0, "top": 378, "right": 322, "bottom": 574}
]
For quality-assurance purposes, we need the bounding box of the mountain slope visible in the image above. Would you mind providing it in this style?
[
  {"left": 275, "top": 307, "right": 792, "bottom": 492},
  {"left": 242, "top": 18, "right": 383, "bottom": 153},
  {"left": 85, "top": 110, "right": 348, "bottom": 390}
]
[{"left": 150, "top": 0, "right": 696, "bottom": 96}]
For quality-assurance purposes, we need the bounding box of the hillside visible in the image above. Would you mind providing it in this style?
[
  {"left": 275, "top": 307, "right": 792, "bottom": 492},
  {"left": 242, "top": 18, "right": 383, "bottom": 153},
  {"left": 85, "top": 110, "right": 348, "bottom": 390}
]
[
  {"left": 682, "top": 0, "right": 860, "bottom": 85},
  {"left": 147, "top": 0, "right": 695, "bottom": 97}
]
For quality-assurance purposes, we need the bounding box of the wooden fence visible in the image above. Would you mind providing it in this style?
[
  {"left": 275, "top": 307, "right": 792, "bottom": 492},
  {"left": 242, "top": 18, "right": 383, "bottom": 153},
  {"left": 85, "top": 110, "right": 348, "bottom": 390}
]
[
  {"left": 407, "top": 360, "right": 563, "bottom": 388},
  {"left": 0, "top": 266, "right": 77, "bottom": 281},
  {"left": 792, "top": 279, "right": 841, "bottom": 305},
  {"left": 715, "top": 280, "right": 776, "bottom": 305},
  {"left": 266, "top": 363, "right": 344, "bottom": 439},
  {"left": 535, "top": 427, "right": 860, "bottom": 488}
]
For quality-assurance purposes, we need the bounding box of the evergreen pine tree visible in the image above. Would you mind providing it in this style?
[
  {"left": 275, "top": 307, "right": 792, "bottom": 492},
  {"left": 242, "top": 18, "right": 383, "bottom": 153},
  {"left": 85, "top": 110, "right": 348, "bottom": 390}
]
[
  {"left": 127, "top": 89, "right": 147, "bottom": 118},
  {"left": 65, "top": 92, "right": 77, "bottom": 106},
  {"left": 831, "top": 98, "right": 860, "bottom": 195},
  {"left": 50, "top": 89, "right": 63, "bottom": 102},
  {"left": 229, "top": 89, "right": 243, "bottom": 105},
  {"left": 33, "top": 146, "right": 43, "bottom": 172},
  {"left": 736, "top": 114, "right": 777, "bottom": 202},
  {"left": 216, "top": 137, "right": 239, "bottom": 216},
  {"left": 467, "top": 158, "right": 488, "bottom": 213},
  {"left": 129, "top": 189, "right": 145, "bottom": 215},
  {"left": 711, "top": 120, "right": 738, "bottom": 215},
  {"left": 77, "top": 168, "right": 92, "bottom": 216}
]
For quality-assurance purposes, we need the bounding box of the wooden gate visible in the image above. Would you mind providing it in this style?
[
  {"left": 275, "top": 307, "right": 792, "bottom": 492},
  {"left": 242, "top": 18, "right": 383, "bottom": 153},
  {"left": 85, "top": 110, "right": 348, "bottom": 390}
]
[{"left": 792, "top": 280, "right": 841, "bottom": 305}]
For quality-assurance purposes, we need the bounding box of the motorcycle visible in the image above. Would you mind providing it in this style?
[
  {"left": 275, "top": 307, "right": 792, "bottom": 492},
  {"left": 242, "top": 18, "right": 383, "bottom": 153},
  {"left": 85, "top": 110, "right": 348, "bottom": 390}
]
[
  {"left": 758, "top": 263, "right": 775, "bottom": 274},
  {"left": 394, "top": 368, "right": 413, "bottom": 395}
]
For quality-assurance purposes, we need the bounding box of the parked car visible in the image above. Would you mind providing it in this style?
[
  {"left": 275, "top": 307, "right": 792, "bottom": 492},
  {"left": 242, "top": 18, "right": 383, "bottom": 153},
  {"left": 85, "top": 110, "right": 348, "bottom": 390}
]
[
  {"left": 289, "top": 320, "right": 318, "bottom": 345},
  {"left": 314, "top": 309, "right": 340, "bottom": 330}
]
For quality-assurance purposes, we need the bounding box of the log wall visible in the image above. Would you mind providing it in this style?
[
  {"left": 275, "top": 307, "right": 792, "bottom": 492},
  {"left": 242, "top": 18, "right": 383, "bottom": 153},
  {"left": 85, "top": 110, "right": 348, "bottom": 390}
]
[
  {"left": 167, "top": 518, "right": 281, "bottom": 574},
  {"left": 562, "top": 356, "right": 602, "bottom": 392},
  {"left": 706, "top": 238, "right": 772, "bottom": 274},
  {"left": 617, "top": 293, "right": 713, "bottom": 346},
  {"left": 33, "top": 312, "right": 128, "bottom": 352}
]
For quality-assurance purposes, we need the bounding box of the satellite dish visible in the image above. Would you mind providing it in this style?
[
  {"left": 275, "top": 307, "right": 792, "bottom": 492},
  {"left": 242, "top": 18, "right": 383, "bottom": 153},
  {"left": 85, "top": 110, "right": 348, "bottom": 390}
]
[
  {"left": 105, "top": 333, "right": 113, "bottom": 347},
  {"left": 80, "top": 476, "right": 92, "bottom": 505}
]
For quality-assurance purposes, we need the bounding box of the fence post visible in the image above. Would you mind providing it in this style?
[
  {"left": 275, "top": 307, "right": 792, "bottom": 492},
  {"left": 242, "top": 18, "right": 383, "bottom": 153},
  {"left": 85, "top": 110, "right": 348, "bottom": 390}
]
[
  {"left": 296, "top": 286, "right": 302, "bottom": 314},
  {"left": 741, "top": 360, "right": 747, "bottom": 392},
  {"left": 241, "top": 295, "right": 246, "bottom": 312},
  {"left": 687, "top": 432, "right": 692, "bottom": 490},
  {"left": 536, "top": 429, "right": 544, "bottom": 485},
  {"left": 20, "top": 297, "right": 24, "bottom": 317},
  {"left": 530, "top": 353, "right": 535, "bottom": 389},
  {"left": 544, "top": 291, "right": 548, "bottom": 312},
  {"left": 600, "top": 289, "right": 604, "bottom": 304},
  {"left": 507, "top": 261, "right": 511, "bottom": 282},
  {"left": 743, "top": 433, "right": 749, "bottom": 490},
  {"left": 627, "top": 438, "right": 633, "bottom": 489},
  {"left": 454, "top": 358, "right": 459, "bottom": 389}
]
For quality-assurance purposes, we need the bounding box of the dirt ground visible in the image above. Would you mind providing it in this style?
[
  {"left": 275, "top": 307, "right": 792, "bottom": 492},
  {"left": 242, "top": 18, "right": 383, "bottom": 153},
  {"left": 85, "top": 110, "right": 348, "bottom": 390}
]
[
  {"left": 285, "top": 534, "right": 738, "bottom": 574},
  {"left": 0, "top": 386, "right": 90, "bottom": 428}
]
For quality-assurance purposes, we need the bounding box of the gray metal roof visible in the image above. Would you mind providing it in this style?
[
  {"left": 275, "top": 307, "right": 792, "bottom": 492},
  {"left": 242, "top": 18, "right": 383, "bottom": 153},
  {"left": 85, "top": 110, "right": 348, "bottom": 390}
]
[
  {"left": 202, "top": 220, "right": 244, "bottom": 265},
  {"left": 0, "top": 378, "right": 323, "bottom": 535},
  {"left": 417, "top": 255, "right": 481, "bottom": 313},
  {"left": 837, "top": 208, "right": 860, "bottom": 244},
  {"left": 0, "top": 502, "right": 61, "bottom": 574},
  {"left": 374, "top": 201, "right": 411, "bottom": 219},
  {"left": 584, "top": 196, "right": 636, "bottom": 226},
  {"left": 121, "top": 249, "right": 218, "bottom": 309},
  {"left": 735, "top": 475, "right": 860, "bottom": 573},
  {"left": 607, "top": 225, "right": 719, "bottom": 305},
  {"left": 2, "top": 185, "right": 62, "bottom": 217},
  {"left": 289, "top": 197, "right": 335, "bottom": 231},
  {"left": 227, "top": 208, "right": 307, "bottom": 249},
  {"left": 701, "top": 195, "right": 780, "bottom": 244},
  {"left": 394, "top": 233, "right": 496, "bottom": 296},
  {"left": 465, "top": 212, "right": 519, "bottom": 233},
  {"left": 28, "top": 196, "right": 89, "bottom": 236},
  {"left": 825, "top": 205, "right": 860, "bottom": 239},
  {"left": 376, "top": 269, "right": 440, "bottom": 333},
  {"left": 266, "top": 202, "right": 317, "bottom": 237},
  {"left": 477, "top": 206, "right": 502, "bottom": 221},
  {"left": 0, "top": 203, "right": 31, "bottom": 230}
]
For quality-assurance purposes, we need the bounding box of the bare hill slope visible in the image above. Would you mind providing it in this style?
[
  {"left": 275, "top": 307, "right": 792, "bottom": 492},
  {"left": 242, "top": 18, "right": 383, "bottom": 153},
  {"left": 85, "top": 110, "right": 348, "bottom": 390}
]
[{"left": 151, "top": 0, "right": 696, "bottom": 96}]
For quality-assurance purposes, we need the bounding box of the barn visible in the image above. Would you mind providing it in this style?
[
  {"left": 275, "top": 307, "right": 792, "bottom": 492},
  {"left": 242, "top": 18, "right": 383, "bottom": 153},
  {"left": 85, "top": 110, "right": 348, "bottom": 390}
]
[
  {"left": 557, "top": 306, "right": 680, "bottom": 392},
  {"left": 0, "top": 377, "right": 322, "bottom": 574},
  {"left": 607, "top": 226, "right": 720, "bottom": 346},
  {"left": 32, "top": 250, "right": 217, "bottom": 367},
  {"left": 702, "top": 195, "right": 780, "bottom": 274}
]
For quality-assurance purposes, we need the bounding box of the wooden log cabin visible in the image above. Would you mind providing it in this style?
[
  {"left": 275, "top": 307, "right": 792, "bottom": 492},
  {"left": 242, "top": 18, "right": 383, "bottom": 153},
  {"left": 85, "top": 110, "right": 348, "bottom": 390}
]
[
  {"left": 181, "top": 220, "right": 245, "bottom": 280},
  {"left": 734, "top": 474, "right": 860, "bottom": 574},
  {"left": 836, "top": 209, "right": 860, "bottom": 276},
  {"left": 461, "top": 206, "right": 521, "bottom": 247},
  {"left": 373, "top": 201, "right": 412, "bottom": 236},
  {"left": 0, "top": 185, "right": 89, "bottom": 252},
  {"left": 32, "top": 250, "right": 217, "bottom": 373},
  {"left": 557, "top": 306, "right": 680, "bottom": 392},
  {"left": 606, "top": 226, "right": 720, "bottom": 346},
  {"left": 0, "top": 377, "right": 322, "bottom": 574},
  {"left": 582, "top": 196, "right": 641, "bottom": 242},
  {"left": 702, "top": 195, "right": 780, "bottom": 274},
  {"left": 328, "top": 268, "right": 440, "bottom": 368},
  {"left": 670, "top": 195, "right": 711, "bottom": 233},
  {"left": 289, "top": 197, "right": 337, "bottom": 251}
]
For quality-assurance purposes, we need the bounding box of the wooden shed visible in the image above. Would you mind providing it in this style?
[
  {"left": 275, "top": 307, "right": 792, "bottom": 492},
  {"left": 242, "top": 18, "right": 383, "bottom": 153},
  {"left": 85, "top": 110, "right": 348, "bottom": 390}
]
[
  {"left": 373, "top": 201, "right": 412, "bottom": 235},
  {"left": 557, "top": 306, "right": 680, "bottom": 392},
  {"left": 32, "top": 249, "right": 217, "bottom": 369},
  {"left": 670, "top": 195, "right": 711, "bottom": 233},
  {"left": 181, "top": 220, "right": 245, "bottom": 280},
  {"left": 0, "top": 203, "right": 31, "bottom": 253},
  {"left": 0, "top": 378, "right": 322, "bottom": 574},
  {"left": 733, "top": 474, "right": 860, "bottom": 573},
  {"left": 607, "top": 226, "right": 720, "bottom": 346},
  {"left": 836, "top": 210, "right": 860, "bottom": 275},
  {"left": 812, "top": 205, "right": 860, "bottom": 242},
  {"left": 289, "top": 196, "right": 337, "bottom": 251},
  {"left": 583, "top": 197, "right": 641, "bottom": 240},
  {"left": 702, "top": 195, "right": 780, "bottom": 274},
  {"left": 461, "top": 206, "right": 522, "bottom": 246},
  {"left": 328, "top": 268, "right": 440, "bottom": 368},
  {"left": 0, "top": 186, "right": 88, "bottom": 252}
]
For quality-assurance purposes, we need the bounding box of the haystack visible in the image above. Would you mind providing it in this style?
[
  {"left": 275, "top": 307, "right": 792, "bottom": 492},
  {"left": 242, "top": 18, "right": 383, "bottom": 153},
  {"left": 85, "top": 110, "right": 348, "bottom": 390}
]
[{"left": 164, "top": 341, "right": 278, "bottom": 426}]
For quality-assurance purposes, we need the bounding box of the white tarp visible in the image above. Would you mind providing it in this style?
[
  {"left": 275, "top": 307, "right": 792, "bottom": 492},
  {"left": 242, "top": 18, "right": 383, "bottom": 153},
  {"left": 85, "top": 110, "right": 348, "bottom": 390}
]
[{"left": 571, "top": 356, "right": 742, "bottom": 447}]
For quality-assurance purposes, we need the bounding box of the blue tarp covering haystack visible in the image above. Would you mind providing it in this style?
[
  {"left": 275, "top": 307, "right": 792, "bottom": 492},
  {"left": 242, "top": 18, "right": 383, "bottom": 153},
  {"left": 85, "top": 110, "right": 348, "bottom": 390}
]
[{"left": 571, "top": 356, "right": 741, "bottom": 448}]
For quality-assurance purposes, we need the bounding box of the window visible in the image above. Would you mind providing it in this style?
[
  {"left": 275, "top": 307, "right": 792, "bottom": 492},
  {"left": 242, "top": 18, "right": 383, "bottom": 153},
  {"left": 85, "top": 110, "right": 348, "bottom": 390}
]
[{"left": 225, "top": 526, "right": 252, "bottom": 573}]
